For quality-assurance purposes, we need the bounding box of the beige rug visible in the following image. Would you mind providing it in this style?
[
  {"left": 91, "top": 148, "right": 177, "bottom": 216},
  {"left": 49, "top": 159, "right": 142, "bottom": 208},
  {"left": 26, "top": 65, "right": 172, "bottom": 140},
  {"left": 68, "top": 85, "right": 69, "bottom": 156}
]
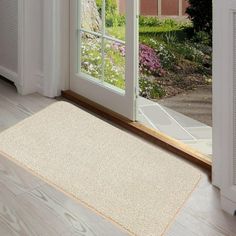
[{"left": 0, "top": 102, "right": 200, "bottom": 236}]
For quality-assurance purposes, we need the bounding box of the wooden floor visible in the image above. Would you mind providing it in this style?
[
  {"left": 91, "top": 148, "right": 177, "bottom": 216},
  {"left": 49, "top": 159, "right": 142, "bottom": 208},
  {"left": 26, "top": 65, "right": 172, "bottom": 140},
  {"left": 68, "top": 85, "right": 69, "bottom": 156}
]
[{"left": 0, "top": 78, "right": 236, "bottom": 236}]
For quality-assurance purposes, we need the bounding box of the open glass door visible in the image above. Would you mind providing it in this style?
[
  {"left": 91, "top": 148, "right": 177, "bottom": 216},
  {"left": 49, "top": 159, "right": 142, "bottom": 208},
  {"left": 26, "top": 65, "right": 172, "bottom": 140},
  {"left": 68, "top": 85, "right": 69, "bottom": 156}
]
[{"left": 70, "top": 0, "right": 138, "bottom": 120}]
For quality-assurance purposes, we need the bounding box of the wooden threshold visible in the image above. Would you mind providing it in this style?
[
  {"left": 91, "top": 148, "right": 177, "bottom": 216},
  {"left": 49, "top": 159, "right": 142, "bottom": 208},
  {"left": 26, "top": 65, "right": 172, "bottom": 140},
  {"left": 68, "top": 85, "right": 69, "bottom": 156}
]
[{"left": 62, "top": 90, "right": 212, "bottom": 171}]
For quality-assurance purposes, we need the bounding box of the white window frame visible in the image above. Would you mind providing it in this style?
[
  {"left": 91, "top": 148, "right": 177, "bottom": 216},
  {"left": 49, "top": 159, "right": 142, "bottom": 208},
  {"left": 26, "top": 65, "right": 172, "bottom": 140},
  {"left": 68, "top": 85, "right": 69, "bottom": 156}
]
[{"left": 70, "top": 0, "right": 139, "bottom": 120}]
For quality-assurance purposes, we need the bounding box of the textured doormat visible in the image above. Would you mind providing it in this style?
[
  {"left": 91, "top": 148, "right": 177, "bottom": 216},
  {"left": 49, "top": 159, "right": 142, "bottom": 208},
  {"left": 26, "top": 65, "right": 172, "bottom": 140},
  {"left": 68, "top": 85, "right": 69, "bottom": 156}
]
[{"left": 0, "top": 102, "right": 200, "bottom": 236}]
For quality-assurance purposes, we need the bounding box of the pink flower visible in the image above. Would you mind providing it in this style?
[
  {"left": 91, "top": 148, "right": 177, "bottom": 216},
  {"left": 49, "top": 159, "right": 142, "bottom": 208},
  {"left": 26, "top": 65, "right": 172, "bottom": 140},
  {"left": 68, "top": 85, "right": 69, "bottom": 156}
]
[{"left": 139, "top": 44, "right": 164, "bottom": 76}]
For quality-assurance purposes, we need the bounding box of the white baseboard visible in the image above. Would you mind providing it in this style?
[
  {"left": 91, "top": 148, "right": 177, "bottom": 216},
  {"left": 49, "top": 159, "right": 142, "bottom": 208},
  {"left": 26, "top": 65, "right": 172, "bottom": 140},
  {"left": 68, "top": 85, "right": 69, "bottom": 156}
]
[
  {"left": 0, "top": 65, "right": 17, "bottom": 83},
  {"left": 221, "top": 195, "right": 236, "bottom": 216}
]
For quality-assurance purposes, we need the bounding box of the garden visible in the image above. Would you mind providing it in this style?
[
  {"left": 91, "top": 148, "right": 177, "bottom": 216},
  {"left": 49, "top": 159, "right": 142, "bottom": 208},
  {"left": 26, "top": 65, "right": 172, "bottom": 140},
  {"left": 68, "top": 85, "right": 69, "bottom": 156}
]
[{"left": 81, "top": 0, "right": 212, "bottom": 100}]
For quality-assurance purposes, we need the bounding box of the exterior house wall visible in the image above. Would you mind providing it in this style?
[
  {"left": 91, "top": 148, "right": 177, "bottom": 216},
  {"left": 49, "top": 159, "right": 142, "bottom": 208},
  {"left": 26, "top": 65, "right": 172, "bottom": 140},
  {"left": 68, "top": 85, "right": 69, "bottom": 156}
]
[
  {"left": 140, "top": 0, "right": 158, "bottom": 16},
  {"left": 118, "top": 0, "right": 189, "bottom": 17},
  {"left": 182, "top": 0, "right": 189, "bottom": 15},
  {"left": 118, "top": 0, "right": 125, "bottom": 14},
  {"left": 162, "top": 0, "right": 179, "bottom": 16}
]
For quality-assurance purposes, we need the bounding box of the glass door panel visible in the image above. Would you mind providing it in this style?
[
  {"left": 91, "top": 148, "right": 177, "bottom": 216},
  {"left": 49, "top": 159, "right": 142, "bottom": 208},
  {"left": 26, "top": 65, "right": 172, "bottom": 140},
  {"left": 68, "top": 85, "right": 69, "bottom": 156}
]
[
  {"left": 70, "top": 0, "right": 138, "bottom": 120},
  {"left": 78, "top": 0, "right": 126, "bottom": 90}
]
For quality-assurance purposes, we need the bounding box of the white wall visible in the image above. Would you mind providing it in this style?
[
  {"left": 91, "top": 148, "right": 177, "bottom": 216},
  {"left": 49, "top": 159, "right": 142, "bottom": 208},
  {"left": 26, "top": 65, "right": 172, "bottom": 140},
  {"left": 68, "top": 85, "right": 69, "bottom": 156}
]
[
  {"left": 0, "top": 0, "right": 69, "bottom": 97},
  {"left": 0, "top": 0, "right": 18, "bottom": 82}
]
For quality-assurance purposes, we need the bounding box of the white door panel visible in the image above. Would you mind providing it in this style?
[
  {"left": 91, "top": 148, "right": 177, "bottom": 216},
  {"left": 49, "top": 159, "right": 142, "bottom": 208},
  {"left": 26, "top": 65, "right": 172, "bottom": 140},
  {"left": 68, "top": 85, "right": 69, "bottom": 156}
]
[{"left": 70, "top": 0, "right": 138, "bottom": 120}]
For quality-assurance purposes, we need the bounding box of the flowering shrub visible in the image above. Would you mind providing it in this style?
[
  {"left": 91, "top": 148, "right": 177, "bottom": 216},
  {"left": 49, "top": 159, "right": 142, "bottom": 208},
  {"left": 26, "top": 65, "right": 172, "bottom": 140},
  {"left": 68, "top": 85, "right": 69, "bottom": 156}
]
[
  {"left": 81, "top": 38, "right": 102, "bottom": 79},
  {"left": 140, "top": 38, "right": 176, "bottom": 69},
  {"left": 139, "top": 77, "right": 166, "bottom": 99},
  {"left": 104, "top": 41, "right": 125, "bottom": 88},
  {"left": 157, "top": 43, "right": 176, "bottom": 69},
  {"left": 81, "top": 37, "right": 125, "bottom": 89},
  {"left": 175, "top": 43, "right": 205, "bottom": 63},
  {"left": 81, "top": 38, "right": 166, "bottom": 96},
  {"left": 111, "top": 42, "right": 125, "bottom": 56},
  {"left": 139, "top": 44, "right": 164, "bottom": 76}
]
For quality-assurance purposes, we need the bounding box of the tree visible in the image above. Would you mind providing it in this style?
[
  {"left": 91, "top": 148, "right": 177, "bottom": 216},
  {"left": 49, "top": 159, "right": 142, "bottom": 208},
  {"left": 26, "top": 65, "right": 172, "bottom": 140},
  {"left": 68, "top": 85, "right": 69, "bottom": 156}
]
[
  {"left": 81, "top": 0, "right": 101, "bottom": 32},
  {"left": 186, "top": 0, "right": 212, "bottom": 36}
]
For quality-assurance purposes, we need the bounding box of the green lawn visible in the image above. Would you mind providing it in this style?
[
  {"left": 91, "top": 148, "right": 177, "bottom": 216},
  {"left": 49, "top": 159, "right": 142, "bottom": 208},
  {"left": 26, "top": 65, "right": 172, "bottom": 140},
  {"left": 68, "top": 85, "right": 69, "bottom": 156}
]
[{"left": 106, "top": 26, "right": 126, "bottom": 41}]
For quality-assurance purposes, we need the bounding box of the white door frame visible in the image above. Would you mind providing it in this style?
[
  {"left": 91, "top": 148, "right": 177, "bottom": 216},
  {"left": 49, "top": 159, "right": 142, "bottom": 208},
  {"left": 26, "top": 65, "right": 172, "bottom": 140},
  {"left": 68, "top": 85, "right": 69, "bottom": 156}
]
[
  {"left": 17, "top": 0, "right": 43, "bottom": 95},
  {"left": 17, "top": 0, "right": 69, "bottom": 97},
  {"left": 213, "top": 0, "right": 236, "bottom": 215},
  {"left": 212, "top": 0, "right": 224, "bottom": 189}
]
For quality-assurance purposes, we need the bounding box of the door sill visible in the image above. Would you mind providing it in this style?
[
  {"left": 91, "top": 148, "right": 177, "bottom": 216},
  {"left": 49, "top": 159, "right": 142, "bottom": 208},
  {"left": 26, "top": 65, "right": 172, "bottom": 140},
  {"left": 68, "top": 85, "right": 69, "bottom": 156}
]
[{"left": 62, "top": 90, "right": 212, "bottom": 171}]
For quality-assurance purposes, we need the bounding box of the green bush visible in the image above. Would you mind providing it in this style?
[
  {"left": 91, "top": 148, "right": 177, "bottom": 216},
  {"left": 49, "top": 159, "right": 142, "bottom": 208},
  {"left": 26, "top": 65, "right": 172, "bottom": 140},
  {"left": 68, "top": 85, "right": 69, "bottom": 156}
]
[
  {"left": 140, "top": 38, "right": 176, "bottom": 69},
  {"left": 96, "top": 0, "right": 117, "bottom": 15},
  {"left": 96, "top": 0, "right": 102, "bottom": 15},
  {"left": 106, "top": 0, "right": 118, "bottom": 13},
  {"left": 186, "top": 0, "right": 212, "bottom": 36},
  {"left": 139, "top": 17, "right": 183, "bottom": 28},
  {"left": 107, "top": 26, "right": 125, "bottom": 40},
  {"left": 162, "top": 18, "right": 179, "bottom": 28},
  {"left": 139, "top": 18, "right": 192, "bottom": 42},
  {"left": 191, "top": 31, "right": 211, "bottom": 45},
  {"left": 174, "top": 43, "right": 205, "bottom": 63},
  {"left": 106, "top": 14, "right": 125, "bottom": 27},
  {"left": 96, "top": 0, "right": 125, "bottom": 27},
  {"left": 139, "top": 16, "right": 162, "bottom": 27},
  {"left": 139, "top": 77, "right": 166, "bottom": 99}
]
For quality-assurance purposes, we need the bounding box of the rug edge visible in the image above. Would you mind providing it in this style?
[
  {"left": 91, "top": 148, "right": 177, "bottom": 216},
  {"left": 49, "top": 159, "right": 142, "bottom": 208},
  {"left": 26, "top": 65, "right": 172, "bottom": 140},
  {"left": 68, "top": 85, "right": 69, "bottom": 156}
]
[
  {"left": 0, "top": 150, "right": 135, "bottom": 236},
  {"left": 161, "top": 173, "right": 202, "bottom": 235}
]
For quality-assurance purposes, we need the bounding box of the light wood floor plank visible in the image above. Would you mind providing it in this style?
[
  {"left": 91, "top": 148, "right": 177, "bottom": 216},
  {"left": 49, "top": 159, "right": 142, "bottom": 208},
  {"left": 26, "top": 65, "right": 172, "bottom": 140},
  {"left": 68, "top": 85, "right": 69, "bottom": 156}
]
[
  {"left": 166, "top": 174, "right": 236, "bottom": 236},
  {"left": 165, "top": 221, "right": 199, "bottom": 236},
  {"left": 21, "top": 184, "right": 128, "bottom": 236},
  {"left": 0, "top": 79, "right": 54, "bottom": 115},
  {"left": 0, "top": 155, "right": 44, "bottom": 195},
  {"left": 0, "top": 98, "right": 29, "bottom": 132},
  {"left": 0, "top": 183, "right": 67, "bottom": 236}
]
